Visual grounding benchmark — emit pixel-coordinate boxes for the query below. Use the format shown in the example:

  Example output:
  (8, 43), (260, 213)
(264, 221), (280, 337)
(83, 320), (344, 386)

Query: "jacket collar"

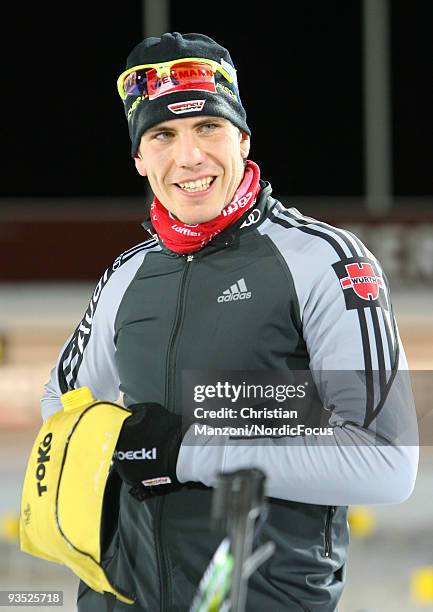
(142, 180), (277, 256)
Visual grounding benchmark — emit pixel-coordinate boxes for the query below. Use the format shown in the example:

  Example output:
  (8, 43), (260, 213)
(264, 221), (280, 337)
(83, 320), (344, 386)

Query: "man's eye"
(154, 131), (173, 141)
(200, 123), (219, 133)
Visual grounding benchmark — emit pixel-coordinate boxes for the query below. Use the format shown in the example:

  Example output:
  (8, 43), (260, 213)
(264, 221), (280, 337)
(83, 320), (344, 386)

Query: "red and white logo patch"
(340, 262), (384, 301)
(333, 257), (387, 311)
(168, 100), (206, 114)
(222, 192), (253, 217)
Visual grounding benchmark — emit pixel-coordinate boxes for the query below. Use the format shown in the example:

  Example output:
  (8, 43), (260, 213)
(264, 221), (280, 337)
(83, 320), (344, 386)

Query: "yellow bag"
(20, 386), (135, 605)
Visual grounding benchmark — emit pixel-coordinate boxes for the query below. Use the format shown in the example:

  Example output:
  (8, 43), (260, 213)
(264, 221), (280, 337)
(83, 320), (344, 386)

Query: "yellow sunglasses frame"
(117, 57), (234, 100)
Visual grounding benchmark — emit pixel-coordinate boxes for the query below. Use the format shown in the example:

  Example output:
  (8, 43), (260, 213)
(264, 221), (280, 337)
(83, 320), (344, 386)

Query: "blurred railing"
(1, 197), (433, 283)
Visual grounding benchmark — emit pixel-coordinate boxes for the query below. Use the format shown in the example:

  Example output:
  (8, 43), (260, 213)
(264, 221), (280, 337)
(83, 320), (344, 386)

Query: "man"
(42, 32), (418, 611)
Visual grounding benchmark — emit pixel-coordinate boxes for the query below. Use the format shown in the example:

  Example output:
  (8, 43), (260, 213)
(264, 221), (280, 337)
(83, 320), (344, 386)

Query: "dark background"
(1, 1), (431, 199)
(1, 1), (431, 281)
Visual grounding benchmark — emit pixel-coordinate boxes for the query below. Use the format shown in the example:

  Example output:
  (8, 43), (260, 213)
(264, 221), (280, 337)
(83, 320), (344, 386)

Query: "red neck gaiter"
(149, 160), (261, 254)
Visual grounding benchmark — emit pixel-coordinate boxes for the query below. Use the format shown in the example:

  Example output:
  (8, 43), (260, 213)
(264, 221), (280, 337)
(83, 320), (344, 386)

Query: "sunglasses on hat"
(117, 57), (235, 103)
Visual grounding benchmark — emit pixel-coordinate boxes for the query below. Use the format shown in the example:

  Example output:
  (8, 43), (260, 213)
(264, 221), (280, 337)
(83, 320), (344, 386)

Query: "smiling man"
(135, 116), (250, 225)
(40, 32), (418, 611)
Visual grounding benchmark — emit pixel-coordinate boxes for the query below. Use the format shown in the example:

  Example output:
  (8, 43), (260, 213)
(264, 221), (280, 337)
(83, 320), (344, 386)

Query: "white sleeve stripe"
(381, 277), (398, 362)
(382, 308), (396, 356)
(369, 305), (388, 397)
(362, 306), (400, 427)
(377, 307), (394, 372)
(359, 302), (400, 427)
(379, 307), (398, 373)
(365, 307), (380, 372)
(357, 309), (375, 424)
(62, 348), (74, 369)
(64, 353), (79, 385)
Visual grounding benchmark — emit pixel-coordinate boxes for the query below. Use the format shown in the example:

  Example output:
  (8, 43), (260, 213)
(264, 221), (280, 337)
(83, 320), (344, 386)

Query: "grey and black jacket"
(42, 182), (418, 611)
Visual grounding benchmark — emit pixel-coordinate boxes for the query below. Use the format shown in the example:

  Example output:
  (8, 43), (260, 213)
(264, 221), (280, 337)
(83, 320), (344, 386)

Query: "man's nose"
(174, 133), (205, 168)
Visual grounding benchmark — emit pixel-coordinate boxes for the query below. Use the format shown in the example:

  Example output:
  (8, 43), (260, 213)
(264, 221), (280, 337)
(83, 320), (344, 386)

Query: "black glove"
(113, 403), (183, 501)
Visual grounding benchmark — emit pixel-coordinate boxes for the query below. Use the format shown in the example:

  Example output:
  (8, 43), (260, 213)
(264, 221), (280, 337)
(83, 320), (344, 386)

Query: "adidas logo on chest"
(217, 278), (252, 303)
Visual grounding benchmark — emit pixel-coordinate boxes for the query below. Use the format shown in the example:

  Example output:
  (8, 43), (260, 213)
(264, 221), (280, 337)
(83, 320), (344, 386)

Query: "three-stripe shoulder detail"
(268, 202), (367, 259)
(118, 238), (160, 261)
(268, 202), (399, 428)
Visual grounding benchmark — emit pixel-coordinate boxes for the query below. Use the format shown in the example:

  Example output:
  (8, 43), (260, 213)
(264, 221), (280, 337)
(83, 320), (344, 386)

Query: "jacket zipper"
(165, 253), (194, 409)
(324, 505), (335, 558)
(156, 253), (194, 612)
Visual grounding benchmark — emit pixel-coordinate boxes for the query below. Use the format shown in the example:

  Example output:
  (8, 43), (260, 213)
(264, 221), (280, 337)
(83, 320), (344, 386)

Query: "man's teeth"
(178, 177), (214, 192)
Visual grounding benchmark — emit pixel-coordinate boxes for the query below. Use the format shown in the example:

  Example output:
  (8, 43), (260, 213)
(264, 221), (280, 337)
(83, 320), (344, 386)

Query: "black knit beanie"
(119, 32), (250, 157)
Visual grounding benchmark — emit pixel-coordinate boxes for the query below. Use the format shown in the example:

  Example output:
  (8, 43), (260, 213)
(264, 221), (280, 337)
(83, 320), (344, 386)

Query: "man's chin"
(175, 205), (222, 225)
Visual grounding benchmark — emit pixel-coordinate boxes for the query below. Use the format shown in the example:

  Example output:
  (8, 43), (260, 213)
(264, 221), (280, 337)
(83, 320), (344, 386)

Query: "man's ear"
(134, 153), (147, 177)
(239, 131), (251, 160)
